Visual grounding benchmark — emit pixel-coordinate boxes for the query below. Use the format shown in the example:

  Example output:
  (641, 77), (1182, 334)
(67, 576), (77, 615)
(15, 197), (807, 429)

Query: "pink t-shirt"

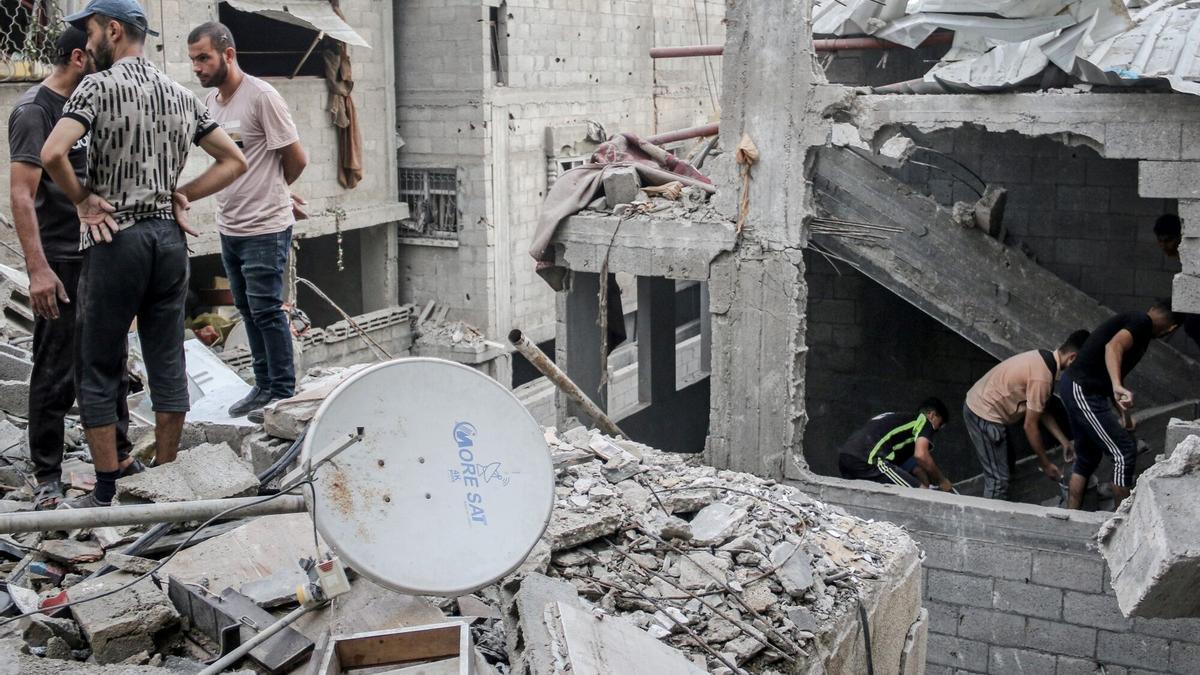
(206, 75), (299, 237)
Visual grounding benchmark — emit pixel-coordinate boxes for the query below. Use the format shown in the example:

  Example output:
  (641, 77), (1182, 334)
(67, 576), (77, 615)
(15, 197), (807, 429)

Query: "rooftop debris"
(816, 0), (1200, 96)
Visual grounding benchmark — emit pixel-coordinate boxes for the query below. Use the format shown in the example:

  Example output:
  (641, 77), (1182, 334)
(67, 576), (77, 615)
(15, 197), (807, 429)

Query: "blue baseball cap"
(64, 0), (160, 37)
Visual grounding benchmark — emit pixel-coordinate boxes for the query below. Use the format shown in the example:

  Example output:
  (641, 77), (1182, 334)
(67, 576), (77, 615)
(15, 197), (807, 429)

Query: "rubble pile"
(467, 425), (915, 674)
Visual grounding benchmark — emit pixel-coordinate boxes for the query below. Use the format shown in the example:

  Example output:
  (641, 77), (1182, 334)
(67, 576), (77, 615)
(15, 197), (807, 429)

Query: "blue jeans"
(221, 228), (294, 399)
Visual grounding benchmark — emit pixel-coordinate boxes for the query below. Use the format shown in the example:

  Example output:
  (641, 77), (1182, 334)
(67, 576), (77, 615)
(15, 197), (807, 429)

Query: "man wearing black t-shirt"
(7, 27), (139, 509)
(1058, 301), (1180, 509)
(838, 398), (954, 492)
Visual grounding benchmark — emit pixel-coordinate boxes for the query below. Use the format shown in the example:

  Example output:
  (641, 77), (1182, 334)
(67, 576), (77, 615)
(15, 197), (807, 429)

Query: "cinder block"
(993, 579), (1063, 620)
(928, 632), (990, 672)
(928, 570), (993, 608)
(1139, 160), (1200, 198)
(1031, 550), (1105, 594)
(1172, 641), (1200, 674)
(1023, 618), (1096, 659)
(925, 600), (962, 636)
(1171, 272), (1200, 313)
(957, 607), (1025, 647)
(1095, 631), (1171, 671)
(1060, 653), (1104, 672)
(1107, 123), (1182, 161)
(989, 646), (1057, 675)
(1132, 616), (1200, 643)
(1062, 591), (1133, 632)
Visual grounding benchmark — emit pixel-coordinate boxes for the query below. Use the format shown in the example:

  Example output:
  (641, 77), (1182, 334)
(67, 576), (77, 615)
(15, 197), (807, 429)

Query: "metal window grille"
(398, 168), (460, 238)
(1, 0), (65, 83)
(546, 155), (589, 187)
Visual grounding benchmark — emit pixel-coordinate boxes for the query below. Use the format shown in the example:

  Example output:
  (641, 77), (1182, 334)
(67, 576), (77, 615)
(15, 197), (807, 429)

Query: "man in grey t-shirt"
(41, 0), (246, 508)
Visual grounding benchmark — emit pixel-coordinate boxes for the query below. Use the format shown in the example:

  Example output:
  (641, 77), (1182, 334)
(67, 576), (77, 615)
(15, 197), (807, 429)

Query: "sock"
(93, 469), (120, 504)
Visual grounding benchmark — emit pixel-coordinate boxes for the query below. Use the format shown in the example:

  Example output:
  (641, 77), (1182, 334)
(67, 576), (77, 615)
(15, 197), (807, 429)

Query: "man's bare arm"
(176, 127), (247, 203)
(10, 163), (69, 319)
(913, 438), (953, 491)
(40, 118), (88, 204)
(1105, 329), (1135, 410)
(278, 141), (307, 185)
(1023, 408), (1063, 481)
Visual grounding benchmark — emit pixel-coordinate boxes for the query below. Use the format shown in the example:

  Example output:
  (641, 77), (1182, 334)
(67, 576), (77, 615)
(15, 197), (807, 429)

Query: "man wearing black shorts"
(41, 0), (246, 508)
(838, 398), (954, 492)
(1059, 301), (1180, 509)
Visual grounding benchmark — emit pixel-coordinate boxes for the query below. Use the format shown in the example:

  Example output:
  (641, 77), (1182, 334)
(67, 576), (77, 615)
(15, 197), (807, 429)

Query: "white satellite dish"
(299, 358), (555, 596)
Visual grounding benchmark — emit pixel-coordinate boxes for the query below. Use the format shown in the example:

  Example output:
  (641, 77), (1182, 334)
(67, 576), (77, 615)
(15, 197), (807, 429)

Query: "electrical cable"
(857, 599), (875, 675)
(0, 483), (313, 628)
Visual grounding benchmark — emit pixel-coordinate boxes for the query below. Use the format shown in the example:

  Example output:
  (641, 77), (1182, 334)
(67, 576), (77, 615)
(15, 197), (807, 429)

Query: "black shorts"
(838, 454), (921, 488)
(78, 218), (190, 427)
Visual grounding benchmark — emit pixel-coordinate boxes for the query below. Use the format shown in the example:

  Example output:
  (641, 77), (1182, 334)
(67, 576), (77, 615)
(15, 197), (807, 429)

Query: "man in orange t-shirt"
(963, 330), (1089, 500)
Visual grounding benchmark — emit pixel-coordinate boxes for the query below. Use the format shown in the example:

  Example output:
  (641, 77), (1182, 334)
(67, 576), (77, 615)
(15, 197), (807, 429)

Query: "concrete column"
(699, 281), (712, 374)
(636, 276), (677, 406)
(702, 0), (825, 478)
(555, 271), (606, 427)
(359, 223), (399, 311)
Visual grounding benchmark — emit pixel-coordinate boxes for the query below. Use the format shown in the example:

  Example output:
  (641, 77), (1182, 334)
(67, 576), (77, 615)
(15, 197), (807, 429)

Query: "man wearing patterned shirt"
(41, 0), (246, 508)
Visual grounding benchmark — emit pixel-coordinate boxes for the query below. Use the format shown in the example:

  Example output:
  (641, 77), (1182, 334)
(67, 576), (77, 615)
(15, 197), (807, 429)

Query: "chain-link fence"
(1, 0), (66, 83)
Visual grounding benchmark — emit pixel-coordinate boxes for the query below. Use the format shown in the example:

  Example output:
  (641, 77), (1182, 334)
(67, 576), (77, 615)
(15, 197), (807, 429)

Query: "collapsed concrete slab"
(117, 443), (257, 502)
(1098, 435), (1200, 618)
(262, 365), (369, 440)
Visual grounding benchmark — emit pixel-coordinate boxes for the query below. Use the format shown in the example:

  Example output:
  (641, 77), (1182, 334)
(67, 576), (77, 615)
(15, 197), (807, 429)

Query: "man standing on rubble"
(187, 22), (308, 422)
(963, 329), (1090, 500)
(1059, 301), (1180, 509)
(837, 398), (955, 491)
(8, 27), (144, 510)
(40, 0), (246, 508)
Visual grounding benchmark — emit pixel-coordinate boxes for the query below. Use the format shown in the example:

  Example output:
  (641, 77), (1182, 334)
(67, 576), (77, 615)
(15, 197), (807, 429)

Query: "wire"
(0, 483), (314, 628)
(858, 599), (875, 675)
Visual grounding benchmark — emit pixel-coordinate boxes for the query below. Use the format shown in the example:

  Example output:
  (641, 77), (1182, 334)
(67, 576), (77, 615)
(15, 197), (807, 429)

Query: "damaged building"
(1, 0), (1200, 673)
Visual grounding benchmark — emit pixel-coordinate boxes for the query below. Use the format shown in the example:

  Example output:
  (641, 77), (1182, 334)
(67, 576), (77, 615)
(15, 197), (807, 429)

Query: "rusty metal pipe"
(647, 122), (720, 146)
(649, 32), (954, 58)
(508, 329), (628, 439)
(0, 495), (308, 534)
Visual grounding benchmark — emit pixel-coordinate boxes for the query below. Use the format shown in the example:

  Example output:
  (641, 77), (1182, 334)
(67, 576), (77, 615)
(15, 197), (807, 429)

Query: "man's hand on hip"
(172, 191), (199, 237)
(29, 266), (69, 320)
(76, 193), (118, 244)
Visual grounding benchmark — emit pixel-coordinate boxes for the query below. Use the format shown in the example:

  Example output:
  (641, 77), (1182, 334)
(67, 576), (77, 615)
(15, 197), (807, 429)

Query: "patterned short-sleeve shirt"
(63, 56), (218, 249)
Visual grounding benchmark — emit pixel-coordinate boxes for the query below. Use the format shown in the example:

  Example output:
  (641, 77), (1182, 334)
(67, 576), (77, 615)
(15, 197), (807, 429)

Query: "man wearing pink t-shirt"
(188, 22), (308, 421)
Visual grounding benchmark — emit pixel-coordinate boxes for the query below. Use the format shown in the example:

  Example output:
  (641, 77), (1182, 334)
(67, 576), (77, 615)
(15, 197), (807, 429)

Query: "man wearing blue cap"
(8, 27), (143, 509)
(41, 0), (247, 508)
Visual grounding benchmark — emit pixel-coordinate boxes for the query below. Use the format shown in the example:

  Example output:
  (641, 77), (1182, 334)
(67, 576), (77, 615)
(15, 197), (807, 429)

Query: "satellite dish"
(299, 358), (555, 596)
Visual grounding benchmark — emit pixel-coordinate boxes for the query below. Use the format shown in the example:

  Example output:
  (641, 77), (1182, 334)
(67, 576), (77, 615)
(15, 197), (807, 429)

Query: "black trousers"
(28, 260), (132, 483)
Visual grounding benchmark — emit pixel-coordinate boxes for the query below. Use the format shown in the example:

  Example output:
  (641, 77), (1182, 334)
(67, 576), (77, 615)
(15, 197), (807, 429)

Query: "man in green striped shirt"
(837, 398), (954, 492)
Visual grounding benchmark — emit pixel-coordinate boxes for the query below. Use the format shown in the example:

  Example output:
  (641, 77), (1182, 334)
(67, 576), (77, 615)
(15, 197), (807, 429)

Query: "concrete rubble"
(1098, 434), (1200, 619)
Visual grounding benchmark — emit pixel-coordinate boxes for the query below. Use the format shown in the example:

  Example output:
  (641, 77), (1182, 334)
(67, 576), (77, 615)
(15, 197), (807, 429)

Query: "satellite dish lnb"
(299, 358), (555, 596)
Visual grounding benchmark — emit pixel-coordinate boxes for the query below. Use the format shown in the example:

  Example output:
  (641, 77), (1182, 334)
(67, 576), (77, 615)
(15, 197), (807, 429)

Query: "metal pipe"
(0, 495), (308, 535)
(649, 32), (955, 58)
(508, 329), (628, 439)
(646, 122), (720, 146)
(199, 603), (314, 674)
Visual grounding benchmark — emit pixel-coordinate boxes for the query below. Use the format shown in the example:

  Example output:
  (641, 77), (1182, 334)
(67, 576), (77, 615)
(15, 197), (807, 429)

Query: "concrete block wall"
(891, 127), (1194, 358)
(649, 0), (723, 134)
(794, 475), (1200, 675)
(803, 249), (998, 481)
(394, 0), (724, 345)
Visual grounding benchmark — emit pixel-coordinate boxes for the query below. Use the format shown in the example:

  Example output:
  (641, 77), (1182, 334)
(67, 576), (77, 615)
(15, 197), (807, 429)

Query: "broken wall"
(394, 0), (723, 343)
(804, 124), (1196, 482)
(793, 475), (1200, 675)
